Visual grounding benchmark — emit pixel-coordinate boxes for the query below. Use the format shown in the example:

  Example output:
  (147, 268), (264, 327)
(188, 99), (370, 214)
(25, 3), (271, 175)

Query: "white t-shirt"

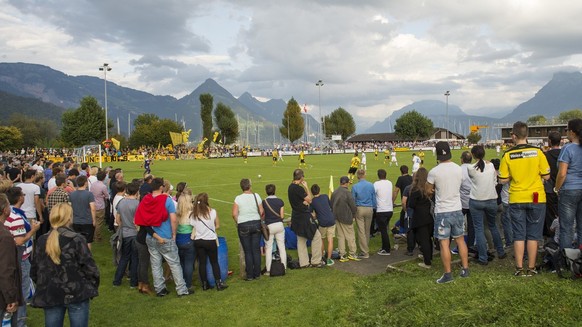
(427, 161), (462, 214)
(47, 177), (57, 191)
(191, 208), (217, 241)
(391, 152), (397, 161)
(234, 193), (262, 224)
(468, 162), (498, 201)
(17, 182), (41, 219)
(374, 180), (394, 212)
(361, 153), (367, 164)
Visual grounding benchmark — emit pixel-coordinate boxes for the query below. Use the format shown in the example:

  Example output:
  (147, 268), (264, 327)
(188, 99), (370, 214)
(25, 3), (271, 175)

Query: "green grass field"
(27, 150), (582, 326)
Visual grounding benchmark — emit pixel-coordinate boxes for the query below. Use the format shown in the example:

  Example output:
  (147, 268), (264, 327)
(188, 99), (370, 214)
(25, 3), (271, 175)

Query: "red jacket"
(134, 194), (169, 227)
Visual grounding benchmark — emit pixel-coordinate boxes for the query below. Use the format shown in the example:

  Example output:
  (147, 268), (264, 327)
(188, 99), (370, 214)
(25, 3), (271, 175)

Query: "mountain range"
(1, 62), (582, 143)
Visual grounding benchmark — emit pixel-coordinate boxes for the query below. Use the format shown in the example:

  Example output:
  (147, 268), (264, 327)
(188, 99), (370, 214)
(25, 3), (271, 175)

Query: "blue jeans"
(113, 237), (138, 287)
(177, 239), (196, 289)
(238, 220), (262, 279)
(508, 203), (545, 241)
(17, 258), (30, 327)
(44, 299), (90, 327)
(558, 189), (582, 249)
(145, 236), (188, 295)
(434, 210), (464, 240)
(470, 199), (505, 263)
(501, 203), (513, 246)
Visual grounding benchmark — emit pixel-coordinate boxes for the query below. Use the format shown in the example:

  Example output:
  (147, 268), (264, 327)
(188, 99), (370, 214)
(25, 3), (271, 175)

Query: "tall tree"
(467, 132), (482, 144)
(8, 113), (59, 147)
(200, 93), (214, 142)
(558, 109), (582, 122)
(324, 107), (356, 141)
(279, 97), (304, 143)
(129, 113), (183, 148)
(60, 96), (113, 146)
(214, 103), (239, 144)
(526, 114), (547, 125)
(0, 126), (23, 150)
(394, 110), (434, 141)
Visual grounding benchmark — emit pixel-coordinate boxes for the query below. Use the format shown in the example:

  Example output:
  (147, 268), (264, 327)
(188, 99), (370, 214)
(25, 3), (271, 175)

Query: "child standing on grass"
(311, 184), (336, 266)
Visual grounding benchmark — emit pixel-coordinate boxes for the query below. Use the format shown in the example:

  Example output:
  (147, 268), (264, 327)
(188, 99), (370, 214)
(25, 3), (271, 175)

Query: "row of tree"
(2, 94), (581, 150)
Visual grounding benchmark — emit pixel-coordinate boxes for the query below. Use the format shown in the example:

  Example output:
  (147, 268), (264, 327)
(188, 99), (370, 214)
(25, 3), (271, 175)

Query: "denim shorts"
(508, 203), (545, 241)
(434, 210), (465, 240)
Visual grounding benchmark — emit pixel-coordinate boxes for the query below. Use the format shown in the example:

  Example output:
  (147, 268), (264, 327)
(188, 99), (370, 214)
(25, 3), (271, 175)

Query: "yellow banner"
(111, 138), (121, 150)
(170, 132), (183, 146)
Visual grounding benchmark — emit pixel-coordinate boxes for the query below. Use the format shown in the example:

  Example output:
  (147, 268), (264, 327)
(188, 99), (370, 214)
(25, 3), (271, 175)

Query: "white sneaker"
(377, 249), (391, 256)
(418, 262), (432, 269)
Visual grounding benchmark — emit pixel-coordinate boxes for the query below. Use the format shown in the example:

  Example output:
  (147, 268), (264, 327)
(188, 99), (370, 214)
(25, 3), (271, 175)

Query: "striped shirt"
(5, 207), (32, 260)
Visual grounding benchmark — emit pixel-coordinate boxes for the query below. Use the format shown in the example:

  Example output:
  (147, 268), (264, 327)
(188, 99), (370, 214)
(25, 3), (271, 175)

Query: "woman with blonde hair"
(30, 203), (100, 327)
(191, 193), (228, 291)
(176, 187), (196, 291)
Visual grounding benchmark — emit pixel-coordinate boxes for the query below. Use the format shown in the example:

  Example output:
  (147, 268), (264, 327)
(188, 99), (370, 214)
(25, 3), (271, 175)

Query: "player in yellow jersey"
(242, 148), (248, 164)
(348, 152), (361, 183)
(272, 149), (278, 166)
(374, 148), (379, 160)
(418, 150), (425, 163)
(383, 149), (390, 164)
(299, 149), (306, 168)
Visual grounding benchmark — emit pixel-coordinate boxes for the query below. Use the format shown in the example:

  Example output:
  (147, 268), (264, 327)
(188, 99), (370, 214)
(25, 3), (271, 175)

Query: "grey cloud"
(8, 0), (211, 56)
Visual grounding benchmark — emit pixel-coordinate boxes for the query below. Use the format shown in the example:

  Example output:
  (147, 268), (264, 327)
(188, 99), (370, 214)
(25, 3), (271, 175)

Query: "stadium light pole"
(444, 90), (450, 140)
(99, 63), (112, 141)
(316, 80), (324, 145)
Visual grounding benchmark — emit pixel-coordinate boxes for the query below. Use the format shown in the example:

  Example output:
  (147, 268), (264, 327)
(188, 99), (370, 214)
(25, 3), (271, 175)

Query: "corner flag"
(328, 175), (334, 198)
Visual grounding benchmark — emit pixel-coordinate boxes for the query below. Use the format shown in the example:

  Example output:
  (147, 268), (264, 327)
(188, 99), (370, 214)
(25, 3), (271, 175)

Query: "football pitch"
(27, 149), (582, 326)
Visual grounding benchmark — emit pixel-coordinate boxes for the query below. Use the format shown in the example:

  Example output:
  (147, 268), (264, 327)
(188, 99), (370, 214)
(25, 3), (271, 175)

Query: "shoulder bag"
(253, 194), (270, 240)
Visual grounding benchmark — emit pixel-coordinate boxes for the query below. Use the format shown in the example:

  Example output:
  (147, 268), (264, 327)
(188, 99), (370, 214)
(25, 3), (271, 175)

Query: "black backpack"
(270, 259), (286, 277)
(562, 248), (582, 279)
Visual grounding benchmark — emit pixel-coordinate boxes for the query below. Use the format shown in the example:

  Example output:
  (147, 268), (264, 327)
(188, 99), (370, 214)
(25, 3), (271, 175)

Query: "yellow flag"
(110, 138), (121, 150)
(328, 175), (334, 198)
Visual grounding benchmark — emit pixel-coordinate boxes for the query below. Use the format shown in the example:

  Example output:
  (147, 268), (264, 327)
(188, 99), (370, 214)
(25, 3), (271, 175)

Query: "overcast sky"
(2, 0), (582, 129)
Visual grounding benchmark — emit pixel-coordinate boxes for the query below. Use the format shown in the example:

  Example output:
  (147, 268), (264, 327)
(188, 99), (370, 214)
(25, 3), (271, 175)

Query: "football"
(258, 174), (262, 179)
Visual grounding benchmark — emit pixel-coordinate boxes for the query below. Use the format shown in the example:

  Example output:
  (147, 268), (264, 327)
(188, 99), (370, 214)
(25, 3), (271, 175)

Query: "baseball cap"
(435, 141), (452, 161)
(340, 176), (350, 184)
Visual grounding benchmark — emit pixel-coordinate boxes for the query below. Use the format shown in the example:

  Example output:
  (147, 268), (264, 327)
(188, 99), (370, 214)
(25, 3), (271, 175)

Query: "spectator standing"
(0, 193), (23, 327)
(16, 170), (42, 224)
(331, 176), (359, 262)
(262, 184), (287, 273)
(69, 176), (96, 250)
(311, 184), (336, 265)
(393, 165), (412, 235)
(468, 145), (507, 265)
(192, 193), (228, 291)
(351, 169), (376, 258)
(460, 151), (475, 253)
(30, 203), (100, 327)
(427, 141), (470, 283)
(499, 121), (550, 276)
(288, 169), (324, 268)
(373, 169), (394, 256)
(113, 182), (139, 288)
(175, 188), (196, 290)
(5, 187), (40, 327)
(232, 178), (264, 280)
(544, 131), (562, 237)
(555, 118), (582, 249)
(134, 177), (191, 297)
(407, 168), (434, 268)
(90, 171), (109, 242)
